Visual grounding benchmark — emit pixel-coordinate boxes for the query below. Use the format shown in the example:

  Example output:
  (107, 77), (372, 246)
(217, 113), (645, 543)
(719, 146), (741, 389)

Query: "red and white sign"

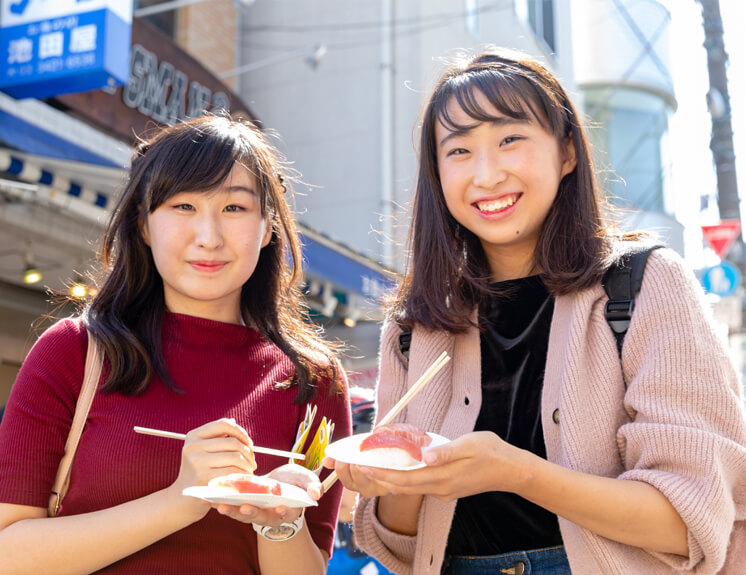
(702, 220), (741, 259)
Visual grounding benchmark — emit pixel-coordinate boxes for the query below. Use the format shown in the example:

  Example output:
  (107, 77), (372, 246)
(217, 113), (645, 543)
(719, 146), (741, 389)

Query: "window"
(134, 0), (177, 39)
(516, 0), (556, 52)
(585, 87), (669, 213)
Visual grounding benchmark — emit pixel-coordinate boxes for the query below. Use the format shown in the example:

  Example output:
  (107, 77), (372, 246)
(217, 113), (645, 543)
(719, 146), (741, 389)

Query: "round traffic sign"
(702, 261), (741, 297)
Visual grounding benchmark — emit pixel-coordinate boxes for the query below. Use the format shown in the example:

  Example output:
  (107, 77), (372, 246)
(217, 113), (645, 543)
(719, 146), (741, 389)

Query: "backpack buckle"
(605, 298), (633, 334)
(397, 331), (412, 358)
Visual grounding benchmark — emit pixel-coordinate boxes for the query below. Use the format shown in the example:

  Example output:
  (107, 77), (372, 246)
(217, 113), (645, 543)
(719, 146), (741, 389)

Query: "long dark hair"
(86, 115), (342, 402)
(392, 47), (641, 333)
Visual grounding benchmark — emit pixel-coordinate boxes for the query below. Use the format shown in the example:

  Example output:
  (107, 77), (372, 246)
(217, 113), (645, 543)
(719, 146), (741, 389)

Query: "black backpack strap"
(602, 246), (663, 357)
(398, 331), (412, 359)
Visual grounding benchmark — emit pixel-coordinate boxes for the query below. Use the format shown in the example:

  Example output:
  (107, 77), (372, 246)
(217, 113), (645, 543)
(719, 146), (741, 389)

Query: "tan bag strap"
(48, 329), (103, 516)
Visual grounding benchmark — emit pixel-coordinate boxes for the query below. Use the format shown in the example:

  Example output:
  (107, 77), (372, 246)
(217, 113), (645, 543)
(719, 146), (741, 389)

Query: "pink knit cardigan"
(353, 248), (746, 575)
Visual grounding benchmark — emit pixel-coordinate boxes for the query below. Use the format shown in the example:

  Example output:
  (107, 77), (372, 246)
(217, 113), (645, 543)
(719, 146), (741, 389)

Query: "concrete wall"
(236, 0), (573, 269)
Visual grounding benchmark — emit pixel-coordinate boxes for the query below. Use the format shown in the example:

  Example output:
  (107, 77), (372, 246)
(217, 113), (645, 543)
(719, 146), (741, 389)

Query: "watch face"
(263, 524), (297, 541)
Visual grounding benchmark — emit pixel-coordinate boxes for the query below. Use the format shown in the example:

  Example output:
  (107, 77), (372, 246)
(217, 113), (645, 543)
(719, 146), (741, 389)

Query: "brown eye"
(447, 148), (469, 157)
(224, 205), (245, 213)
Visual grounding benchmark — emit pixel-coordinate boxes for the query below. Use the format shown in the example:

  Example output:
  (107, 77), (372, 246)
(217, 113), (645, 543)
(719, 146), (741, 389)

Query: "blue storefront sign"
(0, 0), (132, 99)
(702, 261), (741, 297)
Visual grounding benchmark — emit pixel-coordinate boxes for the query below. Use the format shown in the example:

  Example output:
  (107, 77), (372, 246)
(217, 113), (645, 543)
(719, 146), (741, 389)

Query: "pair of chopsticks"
(320, 350), (451, 494)
(134, 350), (450, 492)
(133, 426), (305, 461)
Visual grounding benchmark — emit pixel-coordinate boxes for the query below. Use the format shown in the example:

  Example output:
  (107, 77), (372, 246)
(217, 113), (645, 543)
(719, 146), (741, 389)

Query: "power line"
(238, 3), (513, 63)
(239, 0), (513, 34)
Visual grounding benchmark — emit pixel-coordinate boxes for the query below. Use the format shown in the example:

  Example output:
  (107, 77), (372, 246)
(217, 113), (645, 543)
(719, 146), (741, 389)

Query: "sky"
(664, 0), (744, 268)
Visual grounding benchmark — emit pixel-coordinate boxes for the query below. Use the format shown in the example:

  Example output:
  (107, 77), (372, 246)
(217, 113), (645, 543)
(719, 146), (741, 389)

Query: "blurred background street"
(1, 0), (745, 410)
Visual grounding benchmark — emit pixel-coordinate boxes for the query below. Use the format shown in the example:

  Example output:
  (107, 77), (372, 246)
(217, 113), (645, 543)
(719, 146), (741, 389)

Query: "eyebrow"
(438, 117), (528, 148)
(224, 185), (259, 197)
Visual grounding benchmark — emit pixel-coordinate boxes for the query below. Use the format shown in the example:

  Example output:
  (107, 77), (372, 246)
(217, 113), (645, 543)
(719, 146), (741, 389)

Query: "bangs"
(143, 120), (265, 212)
(434, 68), (550, 133)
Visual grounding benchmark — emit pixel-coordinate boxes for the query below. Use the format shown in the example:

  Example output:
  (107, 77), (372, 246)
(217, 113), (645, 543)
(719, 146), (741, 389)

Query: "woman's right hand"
(167, 418), (257, 522)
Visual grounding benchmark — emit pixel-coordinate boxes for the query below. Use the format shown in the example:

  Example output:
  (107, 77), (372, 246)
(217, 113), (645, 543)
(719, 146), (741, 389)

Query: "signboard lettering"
(0, 0), (132, 99)
(123, 43), (230, 124)
(53, 18), (255, 144)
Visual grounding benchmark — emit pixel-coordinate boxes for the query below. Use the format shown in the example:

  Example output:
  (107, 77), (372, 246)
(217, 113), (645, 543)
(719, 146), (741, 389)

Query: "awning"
(0, 148), (124, 211)
(300, 227), (394, 304)
(0, 92), (132, 168)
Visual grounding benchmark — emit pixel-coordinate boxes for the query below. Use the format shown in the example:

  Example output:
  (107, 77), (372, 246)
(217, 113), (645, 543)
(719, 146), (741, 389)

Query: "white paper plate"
(324, 432), (449, 470)
(182, 482), (318, 508)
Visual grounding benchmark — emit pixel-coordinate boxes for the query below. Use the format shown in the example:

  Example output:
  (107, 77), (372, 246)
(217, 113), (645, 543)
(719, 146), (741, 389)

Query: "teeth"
(477, 196), (517, 212)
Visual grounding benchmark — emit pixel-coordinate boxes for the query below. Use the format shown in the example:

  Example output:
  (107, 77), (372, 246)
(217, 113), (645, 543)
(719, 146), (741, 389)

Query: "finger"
(424, 432), (493, 465)
(216, 504), (260, 524)
(358, 464), (447, 492)
(268, 464), (319, 487)
(348, 465), (391, 498)
(357, 465), (413, 484)
(215, 503), (238, 516)
(306, 483), (322, 501)
(348, 464), (376, 488)
(185, 452), (256, 478)
(239, 505), (300, 527)
(330, 463), (357, 489)
(184, 436), (256, 467)
(189, 418), (254, 447)
(423, 442), (456, 466)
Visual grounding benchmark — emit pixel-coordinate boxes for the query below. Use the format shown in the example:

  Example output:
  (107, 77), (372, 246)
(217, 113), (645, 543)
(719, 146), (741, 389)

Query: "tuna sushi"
(209, 473), (282, 496)
(358, 423), (432, 467)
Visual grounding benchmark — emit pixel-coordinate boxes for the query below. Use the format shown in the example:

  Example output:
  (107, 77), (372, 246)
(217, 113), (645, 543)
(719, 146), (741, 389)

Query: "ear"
(260, 215), (273, 248)
(140, 215), (151, 247)
(560, 134), (577, 178)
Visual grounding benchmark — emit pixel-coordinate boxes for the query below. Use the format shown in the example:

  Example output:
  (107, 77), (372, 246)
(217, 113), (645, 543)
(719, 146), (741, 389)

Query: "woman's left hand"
(213, 464), (321, 526)
(355, 431), (537, 502)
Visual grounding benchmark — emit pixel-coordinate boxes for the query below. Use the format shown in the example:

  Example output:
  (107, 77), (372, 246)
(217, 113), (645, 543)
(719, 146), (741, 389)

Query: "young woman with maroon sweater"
(0, 116), (351, 574)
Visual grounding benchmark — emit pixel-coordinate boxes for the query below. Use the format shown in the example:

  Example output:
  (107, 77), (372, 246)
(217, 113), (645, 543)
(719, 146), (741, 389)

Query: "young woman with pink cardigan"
(326, 48), (746, 575)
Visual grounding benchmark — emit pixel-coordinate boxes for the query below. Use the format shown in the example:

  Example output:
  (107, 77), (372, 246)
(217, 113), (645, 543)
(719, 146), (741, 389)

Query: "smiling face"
(142, 164), (272, 324)
(435, 90), (576, 281)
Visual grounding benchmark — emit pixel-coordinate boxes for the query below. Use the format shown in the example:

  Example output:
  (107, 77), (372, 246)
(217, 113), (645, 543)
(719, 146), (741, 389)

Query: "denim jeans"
(442, 545), (571, 575)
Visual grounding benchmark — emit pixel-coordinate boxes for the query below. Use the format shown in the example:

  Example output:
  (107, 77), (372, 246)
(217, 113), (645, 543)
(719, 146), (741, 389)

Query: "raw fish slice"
(359, 431), (423, 461)
(371, 423), (432, 447)
(209, 473), (282, 496)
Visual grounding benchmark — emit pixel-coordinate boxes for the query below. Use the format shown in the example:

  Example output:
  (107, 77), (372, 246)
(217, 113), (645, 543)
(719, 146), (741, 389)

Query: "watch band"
(252, 509), (305, 542)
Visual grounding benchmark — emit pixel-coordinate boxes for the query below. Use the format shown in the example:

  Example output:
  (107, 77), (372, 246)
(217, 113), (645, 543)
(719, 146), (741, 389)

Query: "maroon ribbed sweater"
(0, 314), (351, 574)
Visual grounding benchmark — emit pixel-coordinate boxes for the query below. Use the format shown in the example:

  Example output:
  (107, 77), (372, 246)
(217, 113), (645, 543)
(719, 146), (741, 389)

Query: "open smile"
(473, 193), (522, 216)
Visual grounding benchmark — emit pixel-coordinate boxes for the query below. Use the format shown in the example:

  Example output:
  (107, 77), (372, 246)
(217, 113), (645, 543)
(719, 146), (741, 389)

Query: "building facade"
(236, 0), (576, 271)
(571, 0), (683, 252)
(0, 0), (392, 409)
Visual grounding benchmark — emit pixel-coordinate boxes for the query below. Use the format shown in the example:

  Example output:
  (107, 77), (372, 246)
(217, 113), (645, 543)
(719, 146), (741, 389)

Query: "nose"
(194, 212), (223, 249)
(472, 149), (506, 189)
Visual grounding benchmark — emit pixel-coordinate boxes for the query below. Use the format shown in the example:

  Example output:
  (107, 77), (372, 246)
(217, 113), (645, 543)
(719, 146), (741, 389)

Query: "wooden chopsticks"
(321, 351), (450, 494)
(133, 426), (305, 461)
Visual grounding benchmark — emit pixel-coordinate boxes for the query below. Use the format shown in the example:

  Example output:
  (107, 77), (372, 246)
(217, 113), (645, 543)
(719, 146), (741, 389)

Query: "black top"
(446, 275), (563, 556)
